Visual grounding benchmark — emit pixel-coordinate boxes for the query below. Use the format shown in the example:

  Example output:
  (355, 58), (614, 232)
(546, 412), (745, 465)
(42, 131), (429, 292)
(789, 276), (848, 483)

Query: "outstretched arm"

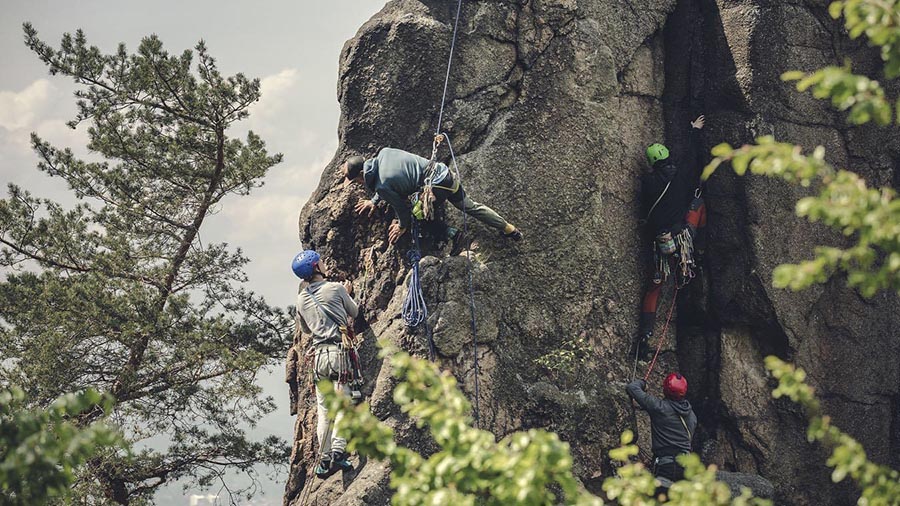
(339, 282), (359, 319)
(626, 379), (666, 414)
(685, 115), (706, 184)
(379, 187), (412, 230)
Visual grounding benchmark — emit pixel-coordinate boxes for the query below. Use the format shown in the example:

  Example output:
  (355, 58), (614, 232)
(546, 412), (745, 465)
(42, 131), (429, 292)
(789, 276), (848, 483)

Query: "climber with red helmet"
(633, 115), (709, 360)
(626, 373), (698, 483)
(343, 148), (523, 245)
(291, 250), (359, 478)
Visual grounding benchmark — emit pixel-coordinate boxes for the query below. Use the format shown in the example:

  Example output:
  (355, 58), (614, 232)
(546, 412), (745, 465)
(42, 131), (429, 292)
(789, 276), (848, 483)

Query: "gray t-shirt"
(296, 281), (359, 346)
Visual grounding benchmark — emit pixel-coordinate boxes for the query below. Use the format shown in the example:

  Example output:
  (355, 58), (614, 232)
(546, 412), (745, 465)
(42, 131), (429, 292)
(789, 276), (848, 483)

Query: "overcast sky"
(0, 0), (386, 503)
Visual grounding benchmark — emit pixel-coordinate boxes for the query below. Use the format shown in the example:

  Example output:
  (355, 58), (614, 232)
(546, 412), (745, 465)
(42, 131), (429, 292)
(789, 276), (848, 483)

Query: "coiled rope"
(402, 220), (437, 360)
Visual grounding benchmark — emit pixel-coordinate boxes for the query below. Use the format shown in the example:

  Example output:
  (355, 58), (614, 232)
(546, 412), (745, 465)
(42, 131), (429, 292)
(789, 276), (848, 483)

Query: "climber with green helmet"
(343, 147), (523, 245)
(634, 115), (708, 360)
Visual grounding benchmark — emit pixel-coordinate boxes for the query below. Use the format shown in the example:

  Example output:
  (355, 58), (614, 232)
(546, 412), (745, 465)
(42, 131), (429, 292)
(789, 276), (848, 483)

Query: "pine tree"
(0, 24), (292, 504)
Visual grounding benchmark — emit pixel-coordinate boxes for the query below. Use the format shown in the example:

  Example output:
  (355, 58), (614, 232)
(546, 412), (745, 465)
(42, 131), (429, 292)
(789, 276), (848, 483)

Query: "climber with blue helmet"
(634, 115), (709, 360)
(291, 249), (359, 478)
(343, 148), (523, 245)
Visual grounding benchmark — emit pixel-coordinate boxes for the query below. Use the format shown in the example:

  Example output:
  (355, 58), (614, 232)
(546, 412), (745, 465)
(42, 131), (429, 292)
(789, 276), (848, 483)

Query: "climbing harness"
(304, 287), (365, 396)
(643, 285), (679, 382)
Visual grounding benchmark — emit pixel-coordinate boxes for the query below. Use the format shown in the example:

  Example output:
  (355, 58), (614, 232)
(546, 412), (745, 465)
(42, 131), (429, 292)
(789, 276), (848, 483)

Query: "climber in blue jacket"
(343, 147), (523, 244)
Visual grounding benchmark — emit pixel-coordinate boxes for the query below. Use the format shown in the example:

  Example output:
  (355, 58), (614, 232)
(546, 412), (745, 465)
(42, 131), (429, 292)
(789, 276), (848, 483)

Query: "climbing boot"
(502, 227), (523, 241)
(314, 457), (333, 479)
(331, 451), (353, 471)
(631, 332), (653, 361)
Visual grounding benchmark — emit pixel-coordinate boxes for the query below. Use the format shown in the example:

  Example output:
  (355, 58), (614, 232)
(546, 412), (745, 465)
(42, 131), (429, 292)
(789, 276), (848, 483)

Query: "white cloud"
(247, 68), (302, 130)
(254, 68), (300, 119)
(0, 79), (54, 131)
(0, 79), (85, 201)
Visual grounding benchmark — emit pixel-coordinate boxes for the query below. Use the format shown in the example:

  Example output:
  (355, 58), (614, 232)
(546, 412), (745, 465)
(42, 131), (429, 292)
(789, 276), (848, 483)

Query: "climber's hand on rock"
(388, 222), (407, 244)
(355, 199), (376, 217)
(691, 115), (705, 129)
(343, 280), (354, 296)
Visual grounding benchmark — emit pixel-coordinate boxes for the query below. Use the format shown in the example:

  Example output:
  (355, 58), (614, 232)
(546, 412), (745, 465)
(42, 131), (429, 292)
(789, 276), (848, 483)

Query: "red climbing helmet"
(663, 373), (688, 400)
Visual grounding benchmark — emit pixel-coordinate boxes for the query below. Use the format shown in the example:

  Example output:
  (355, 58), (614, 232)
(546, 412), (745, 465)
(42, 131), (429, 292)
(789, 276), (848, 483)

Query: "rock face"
(285, 1), (900, 505)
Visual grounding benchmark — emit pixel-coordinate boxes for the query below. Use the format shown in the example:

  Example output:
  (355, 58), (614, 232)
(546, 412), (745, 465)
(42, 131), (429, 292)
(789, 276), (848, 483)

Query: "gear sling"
(640, 188), (707, 337)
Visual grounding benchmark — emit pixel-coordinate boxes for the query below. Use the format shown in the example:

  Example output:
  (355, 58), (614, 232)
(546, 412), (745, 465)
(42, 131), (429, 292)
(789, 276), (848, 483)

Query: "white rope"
(435, 0), (464, 135)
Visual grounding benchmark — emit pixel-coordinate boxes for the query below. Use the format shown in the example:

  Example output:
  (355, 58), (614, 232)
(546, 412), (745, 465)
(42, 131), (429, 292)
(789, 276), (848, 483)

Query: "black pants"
(653, 460), (685, 482)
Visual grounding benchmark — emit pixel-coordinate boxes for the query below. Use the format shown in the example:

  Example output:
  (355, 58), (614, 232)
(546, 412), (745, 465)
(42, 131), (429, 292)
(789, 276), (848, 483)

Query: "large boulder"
(285, 1), (900, 505)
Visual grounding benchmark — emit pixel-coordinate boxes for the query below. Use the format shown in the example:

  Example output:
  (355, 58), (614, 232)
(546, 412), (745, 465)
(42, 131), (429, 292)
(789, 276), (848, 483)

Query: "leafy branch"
(766, 357), (900, 504)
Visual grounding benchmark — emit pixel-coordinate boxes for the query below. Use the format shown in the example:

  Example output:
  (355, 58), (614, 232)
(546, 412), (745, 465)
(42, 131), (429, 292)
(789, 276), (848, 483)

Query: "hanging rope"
(435, 0), (464, 135)
(644, 285), (679, 382)
(412, 0), (481, 420)
(402, 222), (428, 328)
(402, 220), (437, 360)
(442, 132), (481, 426)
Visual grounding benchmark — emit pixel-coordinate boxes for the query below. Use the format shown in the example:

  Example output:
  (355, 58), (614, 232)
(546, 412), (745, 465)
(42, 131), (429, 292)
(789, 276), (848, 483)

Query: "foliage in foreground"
(0, 387), (122, 505)
(0, 25), (292, 503)
(323, 342), (900, 505)
(324, 340), (774, 505)
(766, 357), (900, 505)
(321, 339), (601, 506)
(702, 0), (900, 296)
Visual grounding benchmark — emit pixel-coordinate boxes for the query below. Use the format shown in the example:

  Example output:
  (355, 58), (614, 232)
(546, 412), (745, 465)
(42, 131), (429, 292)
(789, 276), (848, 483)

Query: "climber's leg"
(684, 196), (707, 254)
(448, 184), (522, 240)
(315, 384), (334, 457)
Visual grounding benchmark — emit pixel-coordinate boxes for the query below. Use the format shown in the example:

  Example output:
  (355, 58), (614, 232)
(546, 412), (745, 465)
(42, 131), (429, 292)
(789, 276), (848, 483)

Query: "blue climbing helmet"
(291, 250), (320, 280)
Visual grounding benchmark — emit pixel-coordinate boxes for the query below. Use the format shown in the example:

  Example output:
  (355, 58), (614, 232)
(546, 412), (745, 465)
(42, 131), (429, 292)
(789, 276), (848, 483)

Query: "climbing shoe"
(314, 458), (333, 478)
(631, 332), (653, 361)
(331, 451), (353, 471)
(503, 228), (523, 241)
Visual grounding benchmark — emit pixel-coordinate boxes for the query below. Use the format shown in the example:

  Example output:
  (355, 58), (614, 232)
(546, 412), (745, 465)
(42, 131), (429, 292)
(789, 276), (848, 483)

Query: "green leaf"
(782, 70), (807, 81)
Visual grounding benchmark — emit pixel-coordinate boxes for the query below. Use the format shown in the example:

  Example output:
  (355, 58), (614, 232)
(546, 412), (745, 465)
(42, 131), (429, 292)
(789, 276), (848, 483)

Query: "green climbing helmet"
(646, 143), (670, 166)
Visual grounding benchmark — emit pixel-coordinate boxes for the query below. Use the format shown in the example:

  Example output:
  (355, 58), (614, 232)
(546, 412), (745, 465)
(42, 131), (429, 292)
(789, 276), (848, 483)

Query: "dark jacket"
(626, 380), (697, 458)
(640, 129), (702, 234)
(363, 147), (449, 229)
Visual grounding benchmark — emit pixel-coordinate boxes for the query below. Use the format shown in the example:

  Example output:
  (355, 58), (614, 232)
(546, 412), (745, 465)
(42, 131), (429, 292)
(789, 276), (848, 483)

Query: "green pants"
(433, 173), (510, 232)
(451, 193), (509, 231)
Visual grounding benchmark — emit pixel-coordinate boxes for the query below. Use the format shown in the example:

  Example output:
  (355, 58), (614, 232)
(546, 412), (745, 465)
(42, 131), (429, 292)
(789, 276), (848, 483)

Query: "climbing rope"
(643, 284), (679, 382)
(435, 0), (464, 135)
(402, 220), (437, 360)
(442, 132), (481, 426)
(405, 0), (481, 420)
(402, 223), (428, 328)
